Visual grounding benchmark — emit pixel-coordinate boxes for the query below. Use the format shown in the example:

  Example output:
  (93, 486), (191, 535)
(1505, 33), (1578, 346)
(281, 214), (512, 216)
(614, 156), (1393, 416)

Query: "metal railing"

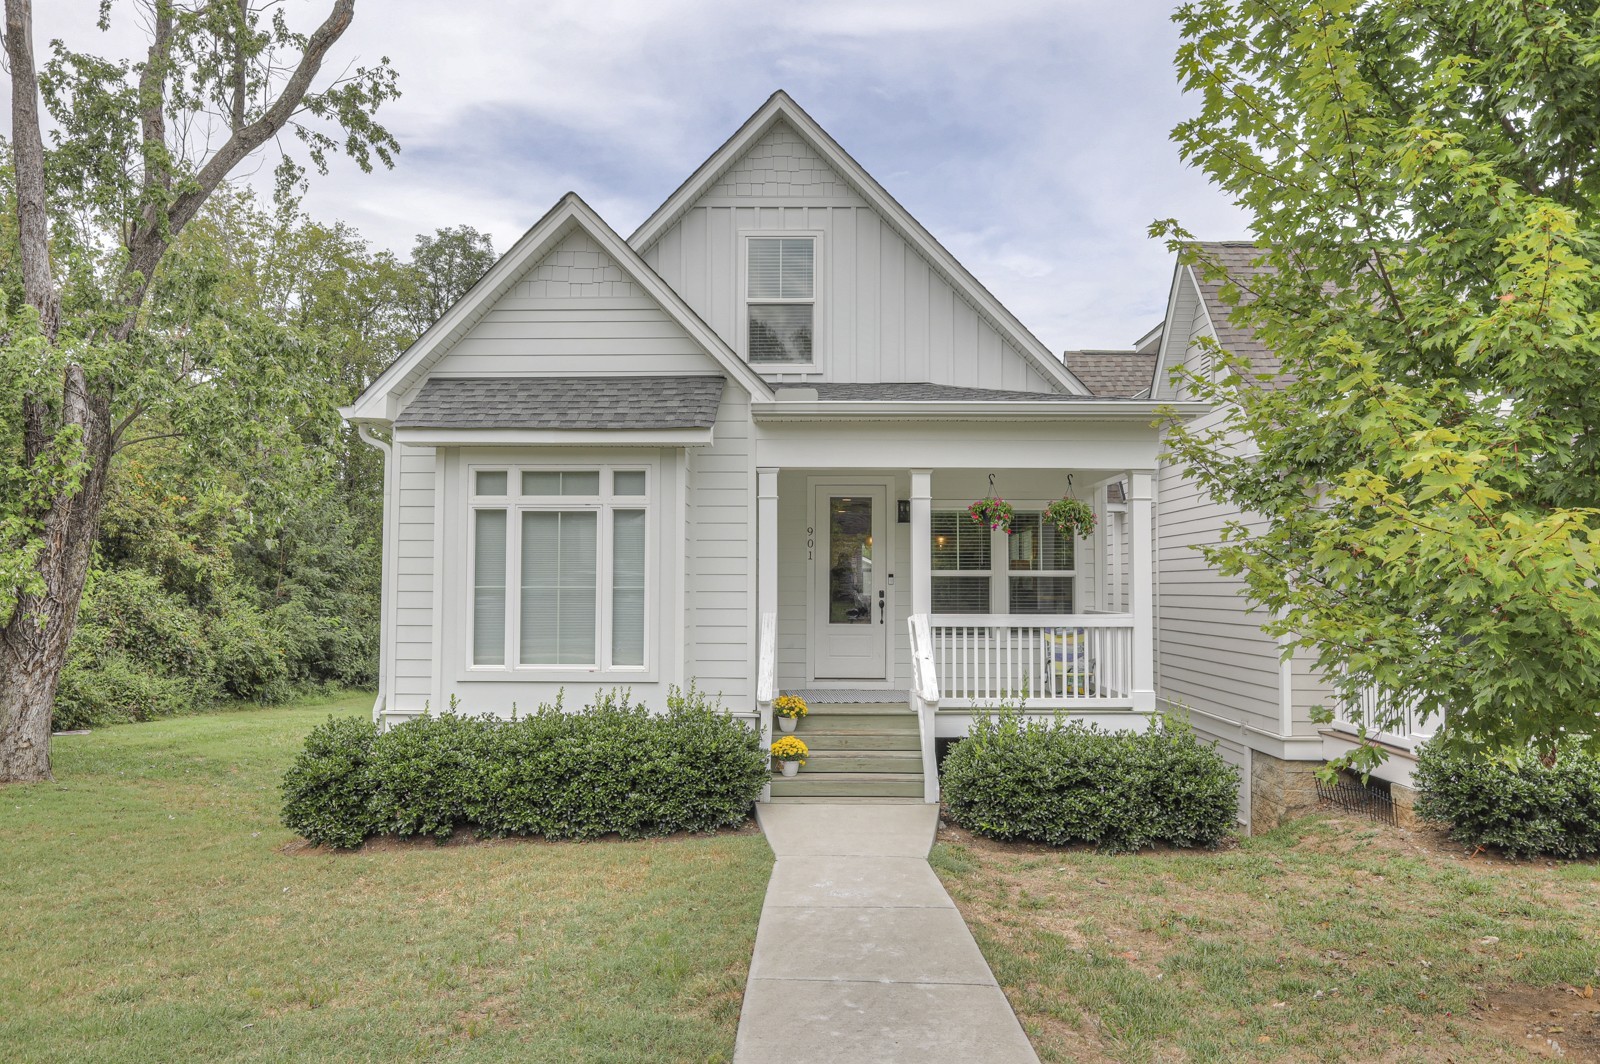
(926, 613), (1135, 707)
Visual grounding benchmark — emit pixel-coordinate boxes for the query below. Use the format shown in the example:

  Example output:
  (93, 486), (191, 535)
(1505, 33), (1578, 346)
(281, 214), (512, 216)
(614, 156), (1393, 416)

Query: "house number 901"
(806, 526), (814, 560)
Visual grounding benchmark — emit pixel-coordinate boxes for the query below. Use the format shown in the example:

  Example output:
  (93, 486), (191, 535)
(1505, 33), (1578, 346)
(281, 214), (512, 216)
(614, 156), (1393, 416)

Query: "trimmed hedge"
(1413, 742), (1600, 859)
(280, 686), (768, 848)
(941, 710), (1239, 852)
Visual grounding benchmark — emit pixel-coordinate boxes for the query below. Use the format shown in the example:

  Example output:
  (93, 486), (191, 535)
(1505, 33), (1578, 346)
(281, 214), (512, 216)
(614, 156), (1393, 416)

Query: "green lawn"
(933, 816), (1600, 1063)
(0, 693), (773, 1063)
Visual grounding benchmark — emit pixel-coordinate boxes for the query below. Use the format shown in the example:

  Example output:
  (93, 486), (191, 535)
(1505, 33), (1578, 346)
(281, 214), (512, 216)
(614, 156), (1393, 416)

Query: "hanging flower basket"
(968, 496), (1015, 535)
(1043, 496), (1097, 539)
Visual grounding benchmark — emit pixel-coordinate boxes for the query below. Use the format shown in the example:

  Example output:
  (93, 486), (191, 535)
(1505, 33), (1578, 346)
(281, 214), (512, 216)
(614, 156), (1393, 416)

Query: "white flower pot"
(778, 716), (797, 733)
(781, 760), (799, 777)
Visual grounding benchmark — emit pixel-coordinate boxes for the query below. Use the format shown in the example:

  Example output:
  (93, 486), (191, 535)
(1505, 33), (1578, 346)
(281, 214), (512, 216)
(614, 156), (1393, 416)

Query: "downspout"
(357, 424), (395, 724)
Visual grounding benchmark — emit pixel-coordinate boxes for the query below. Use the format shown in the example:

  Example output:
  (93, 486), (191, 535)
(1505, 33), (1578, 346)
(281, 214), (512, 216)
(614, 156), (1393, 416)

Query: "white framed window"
(744, 234), (817, 365)
(469, 465), (651, 671)
(930, 508), (1077, 614)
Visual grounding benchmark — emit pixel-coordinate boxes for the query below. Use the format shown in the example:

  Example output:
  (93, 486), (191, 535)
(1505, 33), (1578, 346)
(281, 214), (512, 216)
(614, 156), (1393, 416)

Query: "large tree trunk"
(0, 415), (112, 782)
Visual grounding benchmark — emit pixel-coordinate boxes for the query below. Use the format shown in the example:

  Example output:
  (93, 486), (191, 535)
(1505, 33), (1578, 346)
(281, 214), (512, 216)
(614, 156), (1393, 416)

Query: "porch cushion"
(395, 375), (726, 430)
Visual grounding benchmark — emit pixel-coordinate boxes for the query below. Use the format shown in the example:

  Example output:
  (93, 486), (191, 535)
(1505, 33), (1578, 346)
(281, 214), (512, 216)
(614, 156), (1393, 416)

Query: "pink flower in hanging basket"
(967, 497), (1015, 535)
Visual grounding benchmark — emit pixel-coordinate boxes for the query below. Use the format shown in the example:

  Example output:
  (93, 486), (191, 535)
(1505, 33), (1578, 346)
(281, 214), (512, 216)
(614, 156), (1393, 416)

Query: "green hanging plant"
(968, 474), (1015, 534)
(1044, 496), (1097, 539)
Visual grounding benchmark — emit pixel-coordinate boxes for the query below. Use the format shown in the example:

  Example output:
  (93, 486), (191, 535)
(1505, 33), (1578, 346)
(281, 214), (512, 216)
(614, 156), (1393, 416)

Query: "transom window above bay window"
(470, 466), (649, 671)
(746, 236), (815, 364)
(931, 509), (1077, 615)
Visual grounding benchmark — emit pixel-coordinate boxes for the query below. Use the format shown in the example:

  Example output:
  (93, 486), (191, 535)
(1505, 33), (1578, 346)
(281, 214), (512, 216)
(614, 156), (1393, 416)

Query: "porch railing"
(926, 613), (1135, 707)
(1329, 684), (1441, 753)
(908, 615), (942, 803)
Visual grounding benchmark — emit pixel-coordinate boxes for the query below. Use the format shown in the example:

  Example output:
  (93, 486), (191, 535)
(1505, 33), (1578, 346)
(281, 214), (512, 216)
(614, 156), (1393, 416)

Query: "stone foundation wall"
(1249, 752), (1323, 832)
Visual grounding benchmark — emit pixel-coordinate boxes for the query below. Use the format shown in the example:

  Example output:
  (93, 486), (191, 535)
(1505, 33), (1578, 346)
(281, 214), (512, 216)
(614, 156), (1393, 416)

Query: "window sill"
(457, 667), (658, 684)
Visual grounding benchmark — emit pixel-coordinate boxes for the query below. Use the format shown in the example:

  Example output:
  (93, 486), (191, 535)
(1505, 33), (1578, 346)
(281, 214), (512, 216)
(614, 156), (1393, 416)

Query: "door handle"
(878, 590), (885, 624)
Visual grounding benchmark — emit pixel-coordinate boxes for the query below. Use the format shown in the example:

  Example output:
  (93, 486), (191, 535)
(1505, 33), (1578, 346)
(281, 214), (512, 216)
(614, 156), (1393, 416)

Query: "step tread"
(774, 771), (924, 782)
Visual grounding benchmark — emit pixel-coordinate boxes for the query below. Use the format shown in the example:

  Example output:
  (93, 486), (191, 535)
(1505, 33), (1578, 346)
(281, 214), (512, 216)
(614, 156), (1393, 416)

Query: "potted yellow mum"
(769, 736), (808, 777)
(773, 693), (808, 733)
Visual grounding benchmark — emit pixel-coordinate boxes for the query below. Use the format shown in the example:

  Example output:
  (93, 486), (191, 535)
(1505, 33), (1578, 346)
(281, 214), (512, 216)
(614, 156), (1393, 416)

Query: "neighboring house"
(1145, 243), (1440, 830)
(343, 92), (1199, 804)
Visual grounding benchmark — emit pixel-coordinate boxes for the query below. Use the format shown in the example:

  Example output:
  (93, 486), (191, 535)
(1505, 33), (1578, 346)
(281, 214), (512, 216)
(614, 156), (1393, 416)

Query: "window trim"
(466, 461), (655, 677)
(931, 500), (1083, 615)
(740, 230), (822, 370)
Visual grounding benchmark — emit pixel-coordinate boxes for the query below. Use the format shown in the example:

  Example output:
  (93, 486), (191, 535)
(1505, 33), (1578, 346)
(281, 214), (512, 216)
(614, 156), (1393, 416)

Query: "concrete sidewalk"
(733, 803), (1038, 1064)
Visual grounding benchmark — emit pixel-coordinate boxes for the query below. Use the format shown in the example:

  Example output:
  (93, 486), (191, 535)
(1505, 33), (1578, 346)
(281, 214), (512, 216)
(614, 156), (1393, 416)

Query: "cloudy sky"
(29, 0), (1249, 350)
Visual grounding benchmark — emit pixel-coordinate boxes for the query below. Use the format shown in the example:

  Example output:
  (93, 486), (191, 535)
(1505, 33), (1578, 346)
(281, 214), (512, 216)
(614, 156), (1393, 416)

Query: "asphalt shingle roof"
(395, 376), (726, 430)
(809, 382), (1098, 402)
(1187, 241), (1283, 382)
(1060, 350), (1158, 398)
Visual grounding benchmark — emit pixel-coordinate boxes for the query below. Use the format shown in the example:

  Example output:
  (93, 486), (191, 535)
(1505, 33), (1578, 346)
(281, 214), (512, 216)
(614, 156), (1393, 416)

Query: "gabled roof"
(629, 91), (1090, 397)
(1151, 241), (1282, 397)
(343, 194), (774, 423)
(1060, 350), (1158, 398)
(395, 376), (725, 430)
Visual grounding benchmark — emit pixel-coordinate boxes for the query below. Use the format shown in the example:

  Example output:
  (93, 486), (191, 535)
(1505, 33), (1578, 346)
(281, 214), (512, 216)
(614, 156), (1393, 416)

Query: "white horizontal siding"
(684, 389), (755, 706)
(392, 444), (435, 703)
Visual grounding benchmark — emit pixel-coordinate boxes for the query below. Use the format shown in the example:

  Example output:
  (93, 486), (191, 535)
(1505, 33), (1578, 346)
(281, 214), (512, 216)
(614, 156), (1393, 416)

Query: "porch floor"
(789, 688), (909, 705)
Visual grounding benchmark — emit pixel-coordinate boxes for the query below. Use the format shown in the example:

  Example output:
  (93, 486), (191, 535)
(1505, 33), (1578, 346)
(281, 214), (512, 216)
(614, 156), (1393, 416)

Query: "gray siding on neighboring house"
(638, 121), (1060, 393)
(1155, 308), (1285, 741)
(683, 388), (757, 706)
(392, 442), (436, 705)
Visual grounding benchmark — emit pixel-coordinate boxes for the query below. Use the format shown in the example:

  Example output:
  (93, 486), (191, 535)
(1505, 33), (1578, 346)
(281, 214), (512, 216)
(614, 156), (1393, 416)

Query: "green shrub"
(280, 715), (381, 848)
(366, 711), (498, 841)
(280, 686), (768, 848)
(941, 710), (1239, 852)
(1414, 742), (1600, 859)
(473, 686), (770, 841)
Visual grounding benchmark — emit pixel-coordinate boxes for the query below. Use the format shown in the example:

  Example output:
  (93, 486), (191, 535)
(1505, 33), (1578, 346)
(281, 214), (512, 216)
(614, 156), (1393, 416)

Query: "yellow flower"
(769, 736), (809, 764)
(773, 694), (809, 719)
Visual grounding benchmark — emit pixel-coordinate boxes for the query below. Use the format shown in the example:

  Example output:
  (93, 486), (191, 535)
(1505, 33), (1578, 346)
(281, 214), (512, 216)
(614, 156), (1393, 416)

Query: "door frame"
(805, 475), (897, 688)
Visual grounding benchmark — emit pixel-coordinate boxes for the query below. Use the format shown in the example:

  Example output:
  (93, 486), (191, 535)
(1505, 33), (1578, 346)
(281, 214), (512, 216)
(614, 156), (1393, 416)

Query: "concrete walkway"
(733, 803), (1038, 1064)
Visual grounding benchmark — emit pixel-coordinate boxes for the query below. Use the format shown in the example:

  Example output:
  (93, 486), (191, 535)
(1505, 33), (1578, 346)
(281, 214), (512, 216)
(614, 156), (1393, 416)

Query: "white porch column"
(910, 469), (932, 618)
(757, 467), (779, 625)
(1129, 470), (1156, 712)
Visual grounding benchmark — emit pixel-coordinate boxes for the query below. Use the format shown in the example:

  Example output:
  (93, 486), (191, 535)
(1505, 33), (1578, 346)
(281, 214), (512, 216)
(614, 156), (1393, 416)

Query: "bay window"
(470, 465), (650, 670)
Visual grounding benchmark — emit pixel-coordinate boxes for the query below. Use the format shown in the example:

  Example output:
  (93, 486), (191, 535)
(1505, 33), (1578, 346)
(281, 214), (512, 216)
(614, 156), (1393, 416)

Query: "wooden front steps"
(769, 700), (925, 802)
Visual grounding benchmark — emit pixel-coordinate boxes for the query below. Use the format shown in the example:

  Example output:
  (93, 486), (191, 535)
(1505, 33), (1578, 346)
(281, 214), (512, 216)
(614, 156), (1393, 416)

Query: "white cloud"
(8, 0), (1249, 347)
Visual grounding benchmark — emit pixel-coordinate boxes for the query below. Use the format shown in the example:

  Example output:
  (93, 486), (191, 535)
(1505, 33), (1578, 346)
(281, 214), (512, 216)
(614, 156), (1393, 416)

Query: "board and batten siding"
(391, 442), (436, 708)
(683, 388), (757, 708)
(637, 121), (1060, 392)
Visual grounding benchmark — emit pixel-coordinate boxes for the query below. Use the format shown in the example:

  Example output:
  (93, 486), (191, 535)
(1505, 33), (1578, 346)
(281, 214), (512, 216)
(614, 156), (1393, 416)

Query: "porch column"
(757, 467), (779, 625)
(910, 469), (932, 618)
(1129, 470), (1156, 712)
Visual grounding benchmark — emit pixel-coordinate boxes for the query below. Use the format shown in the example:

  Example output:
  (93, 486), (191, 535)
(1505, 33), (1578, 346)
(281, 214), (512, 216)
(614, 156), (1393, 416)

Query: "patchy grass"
(931, 815), (1600, 1063)
(1, 693), (773, 1063)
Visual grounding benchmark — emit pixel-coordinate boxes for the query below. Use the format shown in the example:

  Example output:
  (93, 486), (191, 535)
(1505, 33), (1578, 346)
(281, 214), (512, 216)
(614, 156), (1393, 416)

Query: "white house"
(343, 92), (1201, 804)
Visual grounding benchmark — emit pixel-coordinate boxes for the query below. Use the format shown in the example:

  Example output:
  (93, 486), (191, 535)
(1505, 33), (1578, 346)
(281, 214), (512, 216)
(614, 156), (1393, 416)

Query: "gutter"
(356, 424), (395, 723)
(748, 400), (1211, 422)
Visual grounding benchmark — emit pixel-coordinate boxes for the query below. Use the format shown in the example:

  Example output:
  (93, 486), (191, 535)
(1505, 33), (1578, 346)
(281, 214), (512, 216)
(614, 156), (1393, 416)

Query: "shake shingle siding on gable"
(1188, 241), (1282, 381)
(395, 376), (725, 430)
(711, 122), (849, 200)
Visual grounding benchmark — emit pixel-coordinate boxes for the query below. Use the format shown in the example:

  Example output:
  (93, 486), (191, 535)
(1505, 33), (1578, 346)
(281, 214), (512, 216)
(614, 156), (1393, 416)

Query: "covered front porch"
(750, 460), (1155, 801)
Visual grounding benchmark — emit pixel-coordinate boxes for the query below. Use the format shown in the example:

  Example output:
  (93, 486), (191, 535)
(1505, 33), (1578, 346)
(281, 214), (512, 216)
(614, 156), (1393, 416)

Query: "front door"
(811, 484), (890, 681)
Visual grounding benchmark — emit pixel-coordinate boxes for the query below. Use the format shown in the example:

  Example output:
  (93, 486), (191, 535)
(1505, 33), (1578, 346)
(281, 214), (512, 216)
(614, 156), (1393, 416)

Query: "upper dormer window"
(747, 236), (815, 364)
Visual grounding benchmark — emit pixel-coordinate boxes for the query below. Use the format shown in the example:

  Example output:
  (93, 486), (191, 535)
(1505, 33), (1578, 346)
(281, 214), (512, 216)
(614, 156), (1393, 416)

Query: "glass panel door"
(827, 496), (873, 625)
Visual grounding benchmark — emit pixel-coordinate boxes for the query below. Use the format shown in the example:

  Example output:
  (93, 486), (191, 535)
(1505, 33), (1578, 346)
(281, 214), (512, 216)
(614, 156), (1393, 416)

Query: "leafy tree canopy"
(1159, 0), (1600, 769)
